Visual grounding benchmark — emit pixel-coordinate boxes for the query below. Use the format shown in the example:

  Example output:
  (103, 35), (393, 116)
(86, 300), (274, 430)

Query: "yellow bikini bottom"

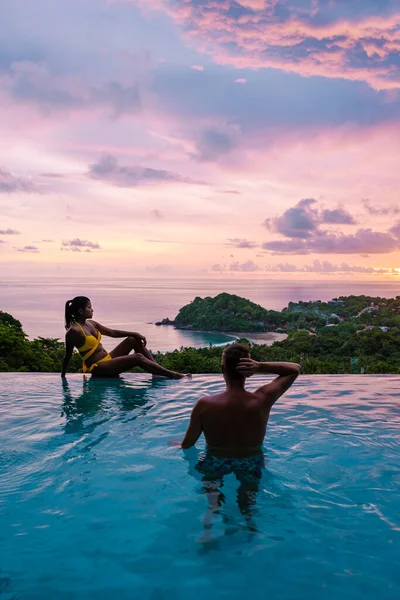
(83, 353), (112, 373)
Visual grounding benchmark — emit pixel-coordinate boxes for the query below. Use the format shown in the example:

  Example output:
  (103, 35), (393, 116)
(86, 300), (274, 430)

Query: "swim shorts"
(196, 453), (265, 481)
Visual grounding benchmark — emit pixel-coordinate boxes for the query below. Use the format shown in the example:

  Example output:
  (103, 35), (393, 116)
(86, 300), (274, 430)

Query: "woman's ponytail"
(64, 296), (90, 330)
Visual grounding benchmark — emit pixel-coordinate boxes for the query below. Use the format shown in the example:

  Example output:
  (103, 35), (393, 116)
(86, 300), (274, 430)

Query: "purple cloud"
(321, 208), (356, 225)
(5, 60), (141, 117)
(266, 199), (358, 240)
(363, 199), (400, 216)
(0, 168), (36, 194)
(227, 238), (257, 249)
(0, 228), (20, 235)
(389, 221), (400, 239)
(262, 239), (309, 255)
(40, 173), (65, 179)
(270, 260), (394, 274)
(265, 199), (320, 239)
(194, 126), (237, 162)
(264, 200), (400, 255)
(263, 228), (400, 255)
(91, 82), (141, 116)
(62, 239), (101, 251)
(17, 245), (39, 253)
(230, 260), (260, 272)
(88, 154), (197, 187)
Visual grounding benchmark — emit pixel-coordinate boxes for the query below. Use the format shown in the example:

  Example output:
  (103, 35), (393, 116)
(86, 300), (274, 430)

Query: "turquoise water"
(1, 374), (399, 599)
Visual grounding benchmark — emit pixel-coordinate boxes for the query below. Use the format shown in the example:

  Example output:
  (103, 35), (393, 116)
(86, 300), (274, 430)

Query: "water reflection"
(61, 377), (163, 434)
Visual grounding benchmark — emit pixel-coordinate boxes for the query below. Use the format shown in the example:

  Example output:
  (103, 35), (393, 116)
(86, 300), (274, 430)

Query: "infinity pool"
(1, 374), (399, 599)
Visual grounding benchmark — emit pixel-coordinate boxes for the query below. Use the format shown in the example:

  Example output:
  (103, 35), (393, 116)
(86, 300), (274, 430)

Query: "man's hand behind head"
(236, 358), (260, 377)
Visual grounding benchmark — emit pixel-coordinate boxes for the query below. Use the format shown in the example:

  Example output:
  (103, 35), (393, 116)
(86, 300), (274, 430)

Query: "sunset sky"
(1, 0), (400, 279)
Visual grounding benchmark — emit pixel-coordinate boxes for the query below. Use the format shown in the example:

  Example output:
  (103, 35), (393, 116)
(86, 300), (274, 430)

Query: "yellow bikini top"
(74, 322), (101, 363)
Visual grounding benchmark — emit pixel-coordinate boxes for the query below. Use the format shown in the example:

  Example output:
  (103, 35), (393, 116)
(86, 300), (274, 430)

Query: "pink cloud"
(138, 1), (400, 90)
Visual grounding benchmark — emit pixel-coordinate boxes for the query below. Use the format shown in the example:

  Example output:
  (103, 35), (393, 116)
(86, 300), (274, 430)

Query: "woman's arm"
(61, 336), (75, 378)
(90, 320), (146, 344)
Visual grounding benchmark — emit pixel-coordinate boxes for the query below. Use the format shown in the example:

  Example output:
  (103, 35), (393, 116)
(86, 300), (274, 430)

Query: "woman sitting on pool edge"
(61, 296), (188, 379)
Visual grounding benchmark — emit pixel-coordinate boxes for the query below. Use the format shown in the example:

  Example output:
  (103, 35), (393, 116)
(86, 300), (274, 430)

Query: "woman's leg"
(110, 336), (157, 363)
(91, 353), (186, 379)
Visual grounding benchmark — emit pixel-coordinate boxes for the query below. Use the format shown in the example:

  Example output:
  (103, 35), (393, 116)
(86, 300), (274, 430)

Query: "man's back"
(199, 389), (270, 455)
(180, 348), (301, 456)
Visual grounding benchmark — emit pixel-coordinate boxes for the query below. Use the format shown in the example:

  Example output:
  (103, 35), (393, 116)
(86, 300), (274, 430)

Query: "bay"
(1, 277), (399, 352)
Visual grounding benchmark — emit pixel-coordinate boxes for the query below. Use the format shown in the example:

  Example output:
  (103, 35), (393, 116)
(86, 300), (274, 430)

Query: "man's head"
(222, 343), (250, 382)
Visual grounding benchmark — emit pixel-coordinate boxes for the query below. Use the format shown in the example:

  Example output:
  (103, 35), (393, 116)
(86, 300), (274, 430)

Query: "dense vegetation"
(156, 325), (400, 374)
(0, 311), (81, 373)
(171, 293), (272, 332)
(1, 292), (400, 374)
(161, 292), (400, 334)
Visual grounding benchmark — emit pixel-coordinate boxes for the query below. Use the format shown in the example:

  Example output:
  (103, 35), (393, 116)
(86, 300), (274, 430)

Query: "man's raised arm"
(237, 359), (300, 407)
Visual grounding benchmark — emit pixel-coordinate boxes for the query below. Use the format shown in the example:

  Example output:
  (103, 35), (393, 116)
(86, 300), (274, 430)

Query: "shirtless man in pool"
(180, 343), (300, 456)
(178, 343), (300, 535)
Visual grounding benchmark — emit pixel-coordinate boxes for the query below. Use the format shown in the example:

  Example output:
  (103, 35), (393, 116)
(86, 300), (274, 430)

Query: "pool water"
(1, 374), (399, 600)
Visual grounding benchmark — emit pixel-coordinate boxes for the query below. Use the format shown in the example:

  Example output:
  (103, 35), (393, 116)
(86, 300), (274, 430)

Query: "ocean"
(1, 277), (399, 352)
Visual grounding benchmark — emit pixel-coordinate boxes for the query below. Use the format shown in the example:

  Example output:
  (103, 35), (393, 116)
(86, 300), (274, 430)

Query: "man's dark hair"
(222, 343), (250, 378)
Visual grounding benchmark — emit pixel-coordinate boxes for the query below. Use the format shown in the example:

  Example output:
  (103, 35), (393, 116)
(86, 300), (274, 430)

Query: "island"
(156, 293), (276, 332)
(1, 293), (400, 374)
(156, 292), (400, 334)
